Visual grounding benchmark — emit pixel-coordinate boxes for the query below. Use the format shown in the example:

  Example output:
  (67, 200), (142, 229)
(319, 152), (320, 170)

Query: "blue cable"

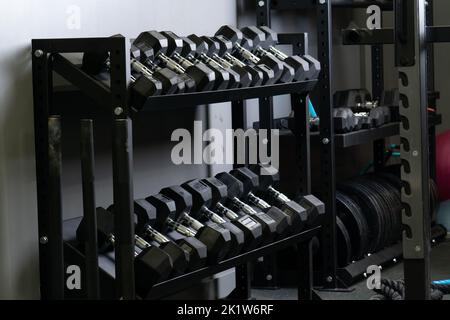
(308, 97), (318, 118)
(433, 279), (450, 285)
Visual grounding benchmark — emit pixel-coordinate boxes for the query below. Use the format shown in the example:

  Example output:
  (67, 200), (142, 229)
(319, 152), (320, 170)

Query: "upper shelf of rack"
(270, 0), (393, 10)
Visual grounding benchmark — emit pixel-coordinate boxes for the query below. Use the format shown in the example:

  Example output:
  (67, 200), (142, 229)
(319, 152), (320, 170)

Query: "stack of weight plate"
(335, 173), (440, 268)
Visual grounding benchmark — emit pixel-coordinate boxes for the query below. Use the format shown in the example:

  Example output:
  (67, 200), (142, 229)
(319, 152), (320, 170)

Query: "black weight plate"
(354, 178), (391, 249)
(367, 174), (402, 244)
(361, 177), (397, 246)
(338, 181), (385, 253)
(336, 216), (352, 268)
(336, 191), (370, 260)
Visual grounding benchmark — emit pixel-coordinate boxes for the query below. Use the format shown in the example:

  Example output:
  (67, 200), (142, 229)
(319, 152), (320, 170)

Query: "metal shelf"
(270, 0), (393, 10)
(63, 217), (320, 300)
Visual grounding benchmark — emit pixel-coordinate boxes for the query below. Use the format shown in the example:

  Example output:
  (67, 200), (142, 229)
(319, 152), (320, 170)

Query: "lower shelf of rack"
(63, 216), (320, 299)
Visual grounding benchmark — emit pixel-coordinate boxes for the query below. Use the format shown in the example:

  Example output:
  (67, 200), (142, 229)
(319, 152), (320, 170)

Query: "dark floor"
(252, 239), (450, 300)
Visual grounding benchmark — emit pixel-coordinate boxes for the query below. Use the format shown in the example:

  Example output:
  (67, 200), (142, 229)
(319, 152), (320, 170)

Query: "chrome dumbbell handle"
(215, 202), (240, 220)
(166, 218), (197, 237)
(200, 206), (227, 224)
(247, 192), (271, 210)
(144, 225), (171, 244)
(231, 197), (258, 215)
(267, 186), (291, 203)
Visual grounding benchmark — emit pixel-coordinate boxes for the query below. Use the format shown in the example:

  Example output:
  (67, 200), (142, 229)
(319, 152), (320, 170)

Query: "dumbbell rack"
(31, 33), (320, 299)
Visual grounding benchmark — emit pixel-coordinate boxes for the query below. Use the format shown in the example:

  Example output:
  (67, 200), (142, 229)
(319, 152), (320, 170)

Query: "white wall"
(0, 0), (236, 299)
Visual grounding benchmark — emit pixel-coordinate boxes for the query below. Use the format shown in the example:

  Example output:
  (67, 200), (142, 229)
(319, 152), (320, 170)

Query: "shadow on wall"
(0, 44), (40, 299)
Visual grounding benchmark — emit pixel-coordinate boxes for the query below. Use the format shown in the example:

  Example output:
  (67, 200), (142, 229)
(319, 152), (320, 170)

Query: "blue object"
(433, 279), (450, 285)
(437, 199), (450, 231)
(308, 97), (318, 118)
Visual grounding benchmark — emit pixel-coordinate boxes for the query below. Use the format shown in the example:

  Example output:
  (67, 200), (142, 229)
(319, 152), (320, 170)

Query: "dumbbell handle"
(231, 197), (258, 215)
(234, 43), (260, 64)
(223, 52), (247, 68)
(247, 192), (271, 210)
(267, 46), (289, 60)
(179, 212), (205, 231)
(166, 217), (197, 237)
(172, 52), (196, 69)
(267, 186), (291, 203)
(214, 202), (240, 220)
(131, 58), (154, 78)
(143, 225), (171, 244)
(200, 206), (227, 224)
(108, 234), (140, 257)
(198, 53), (227, 71)
(156, 53), (187, 74)
(211, 54), (233, 69)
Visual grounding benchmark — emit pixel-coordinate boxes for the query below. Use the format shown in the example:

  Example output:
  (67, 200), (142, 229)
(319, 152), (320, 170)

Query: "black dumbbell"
(134, 30), (215, 92)
(200, 36), (253, 88)
(241, 26), (295, 83)
(187, 34), (241, 89)
(215, 25), (281, 84)
(159, 186), (232, 263)
(215, 172), (279, 244)
(76, 208), (173, 296)
(210, 35), (264, 87)
(201, 177), (263, 251)
(229, 168), (291, 239)
(108, 201), (189, 275)
(144, 194), (208, 270)
(249, 164), (325, 228)
(180, 179), (245, 257)
(81, 50), (163, 109)
(130, 44), (186, 94)
(242, 26), (310, 82)
(258, 26), (321, 80)
(162, 32), (229, 90)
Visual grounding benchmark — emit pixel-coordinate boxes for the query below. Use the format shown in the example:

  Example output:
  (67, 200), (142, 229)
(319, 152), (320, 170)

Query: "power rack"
(31, 33), (320, 299)
(261, 0), (446, 299)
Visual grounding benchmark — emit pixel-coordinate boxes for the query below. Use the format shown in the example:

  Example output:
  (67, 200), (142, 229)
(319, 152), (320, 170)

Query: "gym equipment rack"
(31, 33), (320, 299)
(262, 0), (447, 299)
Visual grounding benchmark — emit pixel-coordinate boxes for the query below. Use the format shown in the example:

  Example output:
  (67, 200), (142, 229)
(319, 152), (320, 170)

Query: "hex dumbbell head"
(152, 67), (182, 95)
(76, 207), (114, 252)
(176, 237), (207, 270)
(302, 55), (321, 80)
(296, 194), (325, 227)
(130, 44), (141, 61)
(160, 186), (193, 219)
(129, 75), (162, 109)
(187, 34), (211, 56)
(241, 26), (266, 49)
(284, 56), (310, 81)
(134, 245), (173, 296)
(160, 31), (183, 56)
(248, 164), (280, 190)
(201, 177), (228, 205)
(145, 193), (177, 231)
(134, 31), (169, 60)
(259, 26), (278, 47)
(230, 167), (259, 195)
(215, 172), (245, 199)
(180, 180), (213, 214)
(215, 25), (244, 45)
(161, 186), (231, 263)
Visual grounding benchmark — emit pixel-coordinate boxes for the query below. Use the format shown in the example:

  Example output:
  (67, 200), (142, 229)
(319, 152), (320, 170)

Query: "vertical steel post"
(316, 0), (338, 288)
(109, 36), (135, 299)
(80, 119), (100, 299)
(395, 0), (431, 300)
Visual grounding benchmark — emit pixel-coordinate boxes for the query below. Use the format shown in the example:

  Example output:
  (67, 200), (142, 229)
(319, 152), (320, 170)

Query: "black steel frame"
(31, 34), (319, 299)
(339, 0), (449, 299)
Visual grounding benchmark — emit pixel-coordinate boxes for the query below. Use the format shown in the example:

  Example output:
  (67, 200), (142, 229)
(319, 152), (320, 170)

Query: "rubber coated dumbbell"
(215, 172), (280, 244)
(159, 186), (232, 263)
(215, 25), (278, 85)
(141, 195), (208, 270)
(249, 164), (325, 228)
(180, 179), (246, 257)
(229, 168), (291, 239)
(76, 208), (173, 296)
(246, 26), (321, 81)
(161, 31), (229, 90)
(201, 177), (263, 251)
(134, 30), (215, 92)
(108, 202), (189, 275)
